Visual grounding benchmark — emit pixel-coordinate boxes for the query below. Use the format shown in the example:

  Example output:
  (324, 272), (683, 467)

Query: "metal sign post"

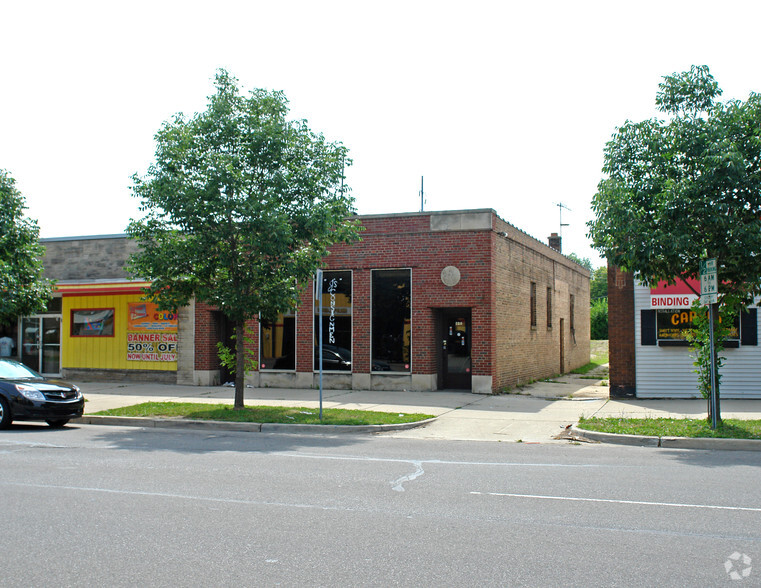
(316, 269), (324, 420)
(700, 259), (719, 429)
(707, 303), (717, 429)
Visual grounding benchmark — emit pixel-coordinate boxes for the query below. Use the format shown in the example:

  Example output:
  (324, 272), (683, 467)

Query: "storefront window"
(71, 308), (115, 337)
(260, 312), (296, 370)
(372, 269), (411, 372)
(657, 308), (739, 341)
(314, 271), (352, 371)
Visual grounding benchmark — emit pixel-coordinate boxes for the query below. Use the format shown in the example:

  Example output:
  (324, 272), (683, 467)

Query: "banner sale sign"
(127, 303), (178, 362)
(127, 332), (178, 362)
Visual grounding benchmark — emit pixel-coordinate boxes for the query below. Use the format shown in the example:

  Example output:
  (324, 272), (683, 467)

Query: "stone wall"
(42, 235), (138, 281)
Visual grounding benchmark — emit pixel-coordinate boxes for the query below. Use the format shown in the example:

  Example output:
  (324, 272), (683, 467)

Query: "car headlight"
(15, 384), (46, 401)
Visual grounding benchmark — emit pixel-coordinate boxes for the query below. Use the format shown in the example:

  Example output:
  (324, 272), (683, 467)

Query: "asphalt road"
(2, 424), (760, 587)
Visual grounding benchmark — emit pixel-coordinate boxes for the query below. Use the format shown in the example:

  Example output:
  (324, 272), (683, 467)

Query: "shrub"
(590, 298), (608, 340)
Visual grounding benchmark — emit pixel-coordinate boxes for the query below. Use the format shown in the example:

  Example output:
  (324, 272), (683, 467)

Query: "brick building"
(14, 209), (590, 393)
(608, 266), (760, 398)
(184, 209), (590, 393)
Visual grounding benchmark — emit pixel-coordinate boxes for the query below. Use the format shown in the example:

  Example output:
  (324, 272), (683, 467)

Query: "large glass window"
(71, 308), (114, 337)
(657, 308), (739, 341)
(260, 312), (296, 370)
(372, 269), (411, 372)
(314, 271), (352, 371)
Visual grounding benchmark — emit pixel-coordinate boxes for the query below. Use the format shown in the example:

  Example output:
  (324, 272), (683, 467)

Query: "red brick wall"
(607, 265), (636, 397)
(194, 302), (259, 374)
(194, 302), (220, 371)
(191, 210), (590, 392)
(316, 214), (494, 378)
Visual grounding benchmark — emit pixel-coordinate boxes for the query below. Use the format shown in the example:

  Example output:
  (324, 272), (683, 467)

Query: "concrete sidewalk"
(76, 371), (761, 444)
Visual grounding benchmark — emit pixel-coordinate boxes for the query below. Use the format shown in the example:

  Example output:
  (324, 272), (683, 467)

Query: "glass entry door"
(21, 316), (62, 375)
(438, 309), (472, 390)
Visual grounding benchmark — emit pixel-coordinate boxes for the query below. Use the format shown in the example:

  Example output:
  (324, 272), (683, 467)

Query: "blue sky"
(3, 0), (761, 268)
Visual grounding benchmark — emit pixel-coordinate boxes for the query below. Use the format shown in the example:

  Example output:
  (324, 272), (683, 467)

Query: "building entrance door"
(21, 316), (62, 376)
(437, 309), (472, 390)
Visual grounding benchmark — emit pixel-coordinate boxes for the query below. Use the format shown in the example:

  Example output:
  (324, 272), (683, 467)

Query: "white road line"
(280, 452), (606, 469)
(471, 491), (761, 513)
(1, 481), (351, 511)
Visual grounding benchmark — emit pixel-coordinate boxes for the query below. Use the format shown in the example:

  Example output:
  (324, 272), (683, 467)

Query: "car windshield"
(0, 360), (42, 380)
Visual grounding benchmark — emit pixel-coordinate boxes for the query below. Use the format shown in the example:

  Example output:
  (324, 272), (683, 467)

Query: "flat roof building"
(15, 209), (590, 393)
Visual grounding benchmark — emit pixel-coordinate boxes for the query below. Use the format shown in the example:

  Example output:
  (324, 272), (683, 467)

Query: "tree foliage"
(588, 65), (761, 304)
(590, 266), (608, 302)
(566, 252), (592, 271)
(0, 169), (52, 324)
(127, 70), (359, 408)
(589, 65), (761, 420)
(590, 298), (608, 340)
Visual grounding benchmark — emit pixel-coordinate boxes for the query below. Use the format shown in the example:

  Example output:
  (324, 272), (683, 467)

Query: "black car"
(314, 345), (352, 371)
(0, 359), (84, 429)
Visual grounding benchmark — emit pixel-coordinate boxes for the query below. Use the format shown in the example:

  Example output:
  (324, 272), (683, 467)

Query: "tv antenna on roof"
(419, 176), (425, 212)
(554, 202), (571, 237)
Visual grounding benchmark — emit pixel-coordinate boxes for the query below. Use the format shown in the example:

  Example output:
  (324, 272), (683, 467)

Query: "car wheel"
(0, 396), (11, 429)
(45, 419), (69, 428)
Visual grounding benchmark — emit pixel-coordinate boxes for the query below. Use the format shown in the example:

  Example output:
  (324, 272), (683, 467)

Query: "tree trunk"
(234, 319), (245, 410)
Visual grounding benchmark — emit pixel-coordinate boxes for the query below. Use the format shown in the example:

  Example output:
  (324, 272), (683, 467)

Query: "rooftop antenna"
(419, 176), (425, 212)
(554, 202), (571, 237)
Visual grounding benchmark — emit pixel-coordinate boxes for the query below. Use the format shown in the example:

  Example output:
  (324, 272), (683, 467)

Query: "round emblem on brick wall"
(441, 265), (461, 287)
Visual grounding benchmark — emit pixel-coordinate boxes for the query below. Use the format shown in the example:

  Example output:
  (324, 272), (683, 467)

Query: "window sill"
(657, 340), (740, 348)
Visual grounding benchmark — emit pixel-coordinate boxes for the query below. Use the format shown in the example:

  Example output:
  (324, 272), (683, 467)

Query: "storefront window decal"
(656, 308), (739, 341)
(71, 308), (115, 337)
(314, 270), (352, 371)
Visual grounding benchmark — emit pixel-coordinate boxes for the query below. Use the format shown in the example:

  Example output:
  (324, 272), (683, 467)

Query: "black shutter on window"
(741, 308), (757, 346)
(641, 309), (656, 345)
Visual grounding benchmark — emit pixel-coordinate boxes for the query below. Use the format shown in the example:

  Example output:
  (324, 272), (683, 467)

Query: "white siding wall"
(634, 282), (761, 398)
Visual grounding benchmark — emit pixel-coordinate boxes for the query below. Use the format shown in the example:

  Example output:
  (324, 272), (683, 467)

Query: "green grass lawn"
(94, 402), (434, 426)
(577, 416), (761, 439)
(570, 341), (609, 375)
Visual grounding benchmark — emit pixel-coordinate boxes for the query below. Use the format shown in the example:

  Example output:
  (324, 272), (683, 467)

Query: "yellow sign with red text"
(127, 303), (178, 361)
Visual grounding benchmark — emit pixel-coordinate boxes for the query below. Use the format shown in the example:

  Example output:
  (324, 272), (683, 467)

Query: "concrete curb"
(659, 436), (761, 451)
(571, 425), (761, 451)
(570, 426), (659, 447)
(74, 415), (437, 434)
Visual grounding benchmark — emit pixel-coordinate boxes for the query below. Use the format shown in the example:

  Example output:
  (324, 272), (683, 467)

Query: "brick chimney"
(548, 232), (561, 253)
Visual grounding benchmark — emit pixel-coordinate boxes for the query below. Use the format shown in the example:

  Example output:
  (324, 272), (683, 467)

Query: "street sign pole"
(700, 258), (719, 429)
(708, 303), (717, 430)
(316, 269), (324, 420)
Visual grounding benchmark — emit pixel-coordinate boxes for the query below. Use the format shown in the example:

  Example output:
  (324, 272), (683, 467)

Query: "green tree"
(566, 252), (592, 271)
(127, 70), (359, 408)
(590, 298), (608, 340)
(590, 266), (608, 302)
(0, 170), (52, 324)
(588, 65), (761, 419)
